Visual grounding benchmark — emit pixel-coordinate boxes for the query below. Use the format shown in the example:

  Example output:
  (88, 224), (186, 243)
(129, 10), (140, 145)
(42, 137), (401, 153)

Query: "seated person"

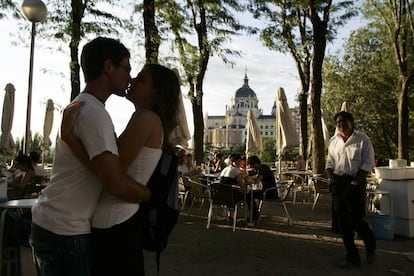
(210, 152), (225, 173)
(176, 147), (187, 192)
(29, 151), (44, 176)
(296, 154), (306, 171)
(247, 155), (279, 200)
(8, 154), (35, 199)
(7, 158), (24, 183)
(245, 155), (279, 221)
(240, 155), (247, 170)
(208, 151), (218, 168)
(219, 153), (245, 205)
(178, 153), (202, 177)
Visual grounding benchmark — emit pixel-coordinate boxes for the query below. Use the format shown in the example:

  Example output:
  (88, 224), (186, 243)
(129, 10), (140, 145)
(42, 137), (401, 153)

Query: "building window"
(270, 131), (273, 135)
(265, 132), (268, 135)
(265, 125), (268, 129)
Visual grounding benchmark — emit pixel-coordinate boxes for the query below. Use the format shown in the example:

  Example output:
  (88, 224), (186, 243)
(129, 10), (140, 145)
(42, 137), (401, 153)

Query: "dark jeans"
(245, 190), (263, 219)
(332, 174), (376, 262)
(30, 223), (92, 276)
(91, 209), (144, 276)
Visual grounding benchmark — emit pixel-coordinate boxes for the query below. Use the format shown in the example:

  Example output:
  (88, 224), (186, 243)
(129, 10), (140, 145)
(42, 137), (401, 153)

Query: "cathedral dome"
(235, 73), (257, 98)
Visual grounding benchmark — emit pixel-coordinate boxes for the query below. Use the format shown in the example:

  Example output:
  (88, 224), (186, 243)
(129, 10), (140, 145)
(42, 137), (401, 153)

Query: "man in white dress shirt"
(326, 111), (376, 269)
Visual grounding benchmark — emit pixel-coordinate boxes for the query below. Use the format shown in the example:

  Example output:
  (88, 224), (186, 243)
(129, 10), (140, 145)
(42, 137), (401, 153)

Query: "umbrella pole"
(42, 150), (45, 171)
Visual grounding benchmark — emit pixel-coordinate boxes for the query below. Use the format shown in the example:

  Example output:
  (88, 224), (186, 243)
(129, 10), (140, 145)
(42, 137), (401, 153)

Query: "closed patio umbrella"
(41, 99), (54, 151)
(246, 109), (262, 158)
(276, 87), (299, 176)
(1, 83), (16, 155)
(341, 101), (349, 112)
(306, 109), (330, 169)
(321, 110), (330, 148)
(169, 68), (191, 148)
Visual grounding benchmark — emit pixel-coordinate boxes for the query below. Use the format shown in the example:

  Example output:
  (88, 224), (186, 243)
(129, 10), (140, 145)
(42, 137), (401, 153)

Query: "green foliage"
(249, 0), (357, 173)
(259, 137), (276, 163)
(0, 0), (21, 19)
(141, 0), (249, 164)
(322, 26), (410, 160)
(40, 1), (133, 44)
(365, 0), (414, 160)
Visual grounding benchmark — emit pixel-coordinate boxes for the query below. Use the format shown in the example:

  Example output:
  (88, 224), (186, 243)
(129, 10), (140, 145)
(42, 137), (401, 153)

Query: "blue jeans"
(30, 223), (92, 276)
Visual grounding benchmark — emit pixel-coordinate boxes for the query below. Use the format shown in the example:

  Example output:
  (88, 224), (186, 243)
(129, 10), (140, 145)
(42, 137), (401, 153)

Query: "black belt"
(334, 174), (355, 181)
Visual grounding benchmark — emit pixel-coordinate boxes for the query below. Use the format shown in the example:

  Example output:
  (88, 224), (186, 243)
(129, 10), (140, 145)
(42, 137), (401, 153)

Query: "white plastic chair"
(257, 179), (293, 224)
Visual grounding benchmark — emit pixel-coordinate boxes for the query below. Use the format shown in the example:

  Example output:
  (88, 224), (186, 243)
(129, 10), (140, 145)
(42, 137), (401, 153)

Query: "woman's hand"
(61, 101), (83, 142)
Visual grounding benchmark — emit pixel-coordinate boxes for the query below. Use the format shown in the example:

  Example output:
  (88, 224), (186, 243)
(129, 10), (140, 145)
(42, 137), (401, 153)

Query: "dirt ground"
(144, 194), (414, 276)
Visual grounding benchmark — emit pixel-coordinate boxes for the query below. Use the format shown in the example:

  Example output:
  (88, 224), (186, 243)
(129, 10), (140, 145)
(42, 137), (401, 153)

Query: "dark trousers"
(245, 190), (263, 219)
(332, 175), (376, 261)
(30, 223), (92, 276)
(92, 209), (145, 276)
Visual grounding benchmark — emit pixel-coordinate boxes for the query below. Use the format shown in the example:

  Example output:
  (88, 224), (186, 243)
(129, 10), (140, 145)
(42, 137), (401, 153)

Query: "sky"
(0, 5), (366, 150)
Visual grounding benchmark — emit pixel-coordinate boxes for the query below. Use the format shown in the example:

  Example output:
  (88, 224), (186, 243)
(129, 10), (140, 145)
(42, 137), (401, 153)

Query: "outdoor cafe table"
(0, 198), (37, 276)
(281, 170), (313, 184)
(198, 173), (220, 185)
(246, 183), (262, 226)
(281, 170), (313, 177)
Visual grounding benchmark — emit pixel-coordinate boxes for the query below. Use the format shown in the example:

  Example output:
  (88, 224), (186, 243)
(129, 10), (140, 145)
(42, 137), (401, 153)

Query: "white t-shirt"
(33, 164), (44, 176)
(220, 166), (240, 179)
(32, 93), (119, 236)
(92, 146), (162, 228)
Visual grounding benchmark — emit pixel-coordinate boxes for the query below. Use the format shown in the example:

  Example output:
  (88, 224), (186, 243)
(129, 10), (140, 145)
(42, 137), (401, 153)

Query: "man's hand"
(61, 101), (84, 142)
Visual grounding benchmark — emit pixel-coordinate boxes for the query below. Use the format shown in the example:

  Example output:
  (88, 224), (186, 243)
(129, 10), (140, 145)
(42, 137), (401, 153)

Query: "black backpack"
(139, 148), (180, 274)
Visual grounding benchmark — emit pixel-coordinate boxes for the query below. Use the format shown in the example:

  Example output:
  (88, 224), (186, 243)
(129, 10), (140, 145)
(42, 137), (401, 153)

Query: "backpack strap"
(156, 249), (161, 276)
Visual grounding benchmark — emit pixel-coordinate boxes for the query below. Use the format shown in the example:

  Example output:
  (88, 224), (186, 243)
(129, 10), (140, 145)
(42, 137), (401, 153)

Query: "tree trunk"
(192, 88), (204, 165)
(299, 91), (308, 160)
(143, 0), (160, 64)
(310, 16), (327, 175)
(398, 76), (410, 160)
(192, 1), (209, 165)
(69, 0), (83, 101)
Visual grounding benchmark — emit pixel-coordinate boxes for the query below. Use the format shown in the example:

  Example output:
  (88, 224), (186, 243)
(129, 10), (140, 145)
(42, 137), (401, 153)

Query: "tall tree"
(249, 0), (312, 161)
(143, 0), (160, 63)
(39, 1), (131, 100)
(307, 0), (355, 174)
(322, 27), (400, 159)
(159, 0), (245, 164)
(250, 0), (355, 173)
(367, 0), (414, 161)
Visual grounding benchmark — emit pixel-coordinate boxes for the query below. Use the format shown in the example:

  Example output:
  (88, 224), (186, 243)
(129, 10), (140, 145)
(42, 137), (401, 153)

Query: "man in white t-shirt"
(30, 37), (150, 276)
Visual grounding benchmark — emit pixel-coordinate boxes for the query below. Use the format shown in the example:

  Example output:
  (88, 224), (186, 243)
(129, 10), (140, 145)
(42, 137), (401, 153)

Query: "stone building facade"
(204, 73), (299, 149)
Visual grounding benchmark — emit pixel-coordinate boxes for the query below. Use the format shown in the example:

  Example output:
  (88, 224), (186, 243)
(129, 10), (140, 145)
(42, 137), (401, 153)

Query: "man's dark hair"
(81, 37), (130, 82)
(247, 155), (261, 165)
(29, 151), (40, 163)
(230, 153), (242, 162)
(334, 111), (354, 124)
(15, 154), (34, 171)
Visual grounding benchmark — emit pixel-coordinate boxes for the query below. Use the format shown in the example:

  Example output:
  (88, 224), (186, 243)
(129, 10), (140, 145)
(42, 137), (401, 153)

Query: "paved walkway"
(144, 195), (414, 276)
